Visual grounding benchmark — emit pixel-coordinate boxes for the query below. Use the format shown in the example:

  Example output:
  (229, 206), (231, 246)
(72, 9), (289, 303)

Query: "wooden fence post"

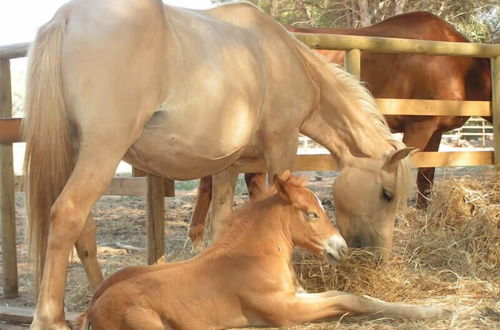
(0, 59), (18, 297)
(492, 56), (500, 167)
(344, 48), (361, 78)
(147, 174), (165, 264)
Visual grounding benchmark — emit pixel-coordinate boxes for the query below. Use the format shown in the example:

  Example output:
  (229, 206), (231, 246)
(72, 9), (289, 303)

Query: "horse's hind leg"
(75, 215), (103, 291)
(245, 173), (267, 199)
(402, 123), (437, 208)
(189, 172), (268, 247)
(210, 170), (238, 241)
(33, 141), (142, 329)
(415, 129), (443, 208)
(188, 176), (212, 248)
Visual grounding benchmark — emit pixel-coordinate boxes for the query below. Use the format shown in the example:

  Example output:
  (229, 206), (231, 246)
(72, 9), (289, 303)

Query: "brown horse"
(189, 11), (492, 247)
(24, 1), (414, 328)
(76, 172), (448, 330)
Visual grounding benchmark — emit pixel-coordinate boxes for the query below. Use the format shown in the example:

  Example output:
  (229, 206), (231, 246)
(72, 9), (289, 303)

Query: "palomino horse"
(76, 172), (448, 330)
(24, 1), (413, 328)
(189, 10), (491, 246)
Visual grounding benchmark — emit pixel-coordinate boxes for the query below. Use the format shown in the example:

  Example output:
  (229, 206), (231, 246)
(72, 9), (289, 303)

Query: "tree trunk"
(358, 0), (371, 27)
(395, 0), (407, 15)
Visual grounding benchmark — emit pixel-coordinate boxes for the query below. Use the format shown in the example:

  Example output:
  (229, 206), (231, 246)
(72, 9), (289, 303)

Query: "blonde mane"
(289, 35), (415, 205)
(325, 63), (415, 204)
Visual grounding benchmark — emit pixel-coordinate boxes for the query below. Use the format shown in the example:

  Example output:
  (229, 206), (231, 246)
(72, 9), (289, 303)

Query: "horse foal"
(77, 172), (448, 330)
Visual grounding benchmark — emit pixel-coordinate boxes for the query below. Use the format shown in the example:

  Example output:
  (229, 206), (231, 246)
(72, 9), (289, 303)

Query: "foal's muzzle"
(323, 234), (348, 264)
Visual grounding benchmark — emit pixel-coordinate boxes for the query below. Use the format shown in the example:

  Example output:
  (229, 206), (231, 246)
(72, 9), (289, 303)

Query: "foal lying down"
(77, 172), (448, 329)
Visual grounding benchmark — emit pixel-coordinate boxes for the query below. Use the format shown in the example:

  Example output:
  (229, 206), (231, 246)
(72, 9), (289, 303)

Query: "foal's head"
(274, 171), (347, 264)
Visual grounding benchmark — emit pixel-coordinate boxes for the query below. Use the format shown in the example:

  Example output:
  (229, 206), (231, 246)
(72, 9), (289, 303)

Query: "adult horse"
(76, 172), (447, 330)
(189, 10), (492, 246)
(24, 0), (413, 328)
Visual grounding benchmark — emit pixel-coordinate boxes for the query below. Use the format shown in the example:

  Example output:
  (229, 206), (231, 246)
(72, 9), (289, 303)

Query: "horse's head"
(274, 171), (347, 265)
(333, 147), (416, 258)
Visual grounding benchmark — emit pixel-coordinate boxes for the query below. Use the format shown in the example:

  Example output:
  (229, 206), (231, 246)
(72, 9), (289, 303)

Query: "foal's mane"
(209, 175), (308, 250)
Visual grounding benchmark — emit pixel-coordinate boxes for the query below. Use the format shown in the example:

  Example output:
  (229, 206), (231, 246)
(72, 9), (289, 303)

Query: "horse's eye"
(304, 211), (318, 220)
(382, 189), (393, 202)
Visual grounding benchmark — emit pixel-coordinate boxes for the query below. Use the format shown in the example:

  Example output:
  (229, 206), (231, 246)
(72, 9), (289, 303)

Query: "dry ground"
(0, 167), (498, 329)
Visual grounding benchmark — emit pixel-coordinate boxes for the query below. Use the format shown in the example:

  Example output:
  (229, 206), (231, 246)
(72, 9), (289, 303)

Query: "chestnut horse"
(24, 1), (414, 328)
(76, 172), (448, 330)
(189, 10), (492, 247)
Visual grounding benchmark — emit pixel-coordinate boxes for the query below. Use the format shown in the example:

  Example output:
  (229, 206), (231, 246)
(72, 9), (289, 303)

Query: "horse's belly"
(123, 110), (252, 180)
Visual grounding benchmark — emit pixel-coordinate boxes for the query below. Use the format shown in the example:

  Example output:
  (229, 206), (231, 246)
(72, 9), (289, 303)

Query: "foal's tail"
(23, 13), (74, 291)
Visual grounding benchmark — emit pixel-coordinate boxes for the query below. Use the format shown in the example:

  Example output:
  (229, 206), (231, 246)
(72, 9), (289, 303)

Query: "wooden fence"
(0, 34), (499, 298)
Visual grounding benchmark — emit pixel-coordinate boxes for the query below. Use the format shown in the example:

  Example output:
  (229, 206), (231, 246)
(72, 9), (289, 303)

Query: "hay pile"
(293, 169), (499, 329)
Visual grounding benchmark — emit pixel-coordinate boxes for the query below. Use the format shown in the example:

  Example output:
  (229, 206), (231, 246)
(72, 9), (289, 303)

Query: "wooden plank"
(412, 151), (493, 168)
(0, 99), (491, 146)
(147, 175), (165, 265)
(104, 177), (150, 196)
(344, 48), (361, 78)
(15, 176), (160, 197)
(235, 151), (493, 173)
(15, 176), (148, 196)
(295, 33), (500, 58)
(0, 307), (78, 326)
(376, 99), (491, 117)
(0, 59), (18, 298)
(132, 168), (175, 197)
(0, 118), (22, 144)
(492, 56), (500, 167)
(0, 43), (30, 60)
(0, 100), (490, 145)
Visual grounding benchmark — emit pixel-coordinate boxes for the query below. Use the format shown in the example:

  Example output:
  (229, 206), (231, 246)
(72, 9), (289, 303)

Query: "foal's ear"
(278, 170), (292, 181)
(273, 171), (293, 202)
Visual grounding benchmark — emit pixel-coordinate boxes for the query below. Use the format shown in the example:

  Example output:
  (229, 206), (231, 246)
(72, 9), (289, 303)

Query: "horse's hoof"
(188, 226), (204, 247)
(190, 240), (204, 254)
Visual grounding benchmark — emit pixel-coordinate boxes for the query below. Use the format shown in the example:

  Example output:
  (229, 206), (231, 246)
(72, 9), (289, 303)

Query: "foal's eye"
(382, 189), (393, 202)
(304, 211), (319, 220)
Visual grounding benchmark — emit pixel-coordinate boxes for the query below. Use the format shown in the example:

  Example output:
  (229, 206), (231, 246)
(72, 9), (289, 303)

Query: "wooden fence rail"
(0, 32), (498, 298)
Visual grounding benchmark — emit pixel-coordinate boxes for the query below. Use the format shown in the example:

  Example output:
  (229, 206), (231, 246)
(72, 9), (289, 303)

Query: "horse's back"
(125, 3), (318, 179)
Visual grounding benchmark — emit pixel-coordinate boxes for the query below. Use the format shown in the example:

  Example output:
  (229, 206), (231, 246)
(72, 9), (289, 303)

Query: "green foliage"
(212, 0), (498, 43)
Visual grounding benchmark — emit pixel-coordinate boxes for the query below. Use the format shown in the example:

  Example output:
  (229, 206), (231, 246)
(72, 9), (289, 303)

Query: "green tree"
(212, 0), (498, 43)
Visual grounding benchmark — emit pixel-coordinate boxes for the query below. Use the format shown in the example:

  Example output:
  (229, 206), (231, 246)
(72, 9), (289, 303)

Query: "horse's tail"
(23, 13), (74, 291)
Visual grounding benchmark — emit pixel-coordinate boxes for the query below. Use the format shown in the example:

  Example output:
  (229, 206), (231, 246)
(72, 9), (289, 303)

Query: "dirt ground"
(0, 167), (498, 329)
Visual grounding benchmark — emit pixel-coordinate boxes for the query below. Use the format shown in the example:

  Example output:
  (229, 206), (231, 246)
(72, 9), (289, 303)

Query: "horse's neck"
(299, 60), (390, 160)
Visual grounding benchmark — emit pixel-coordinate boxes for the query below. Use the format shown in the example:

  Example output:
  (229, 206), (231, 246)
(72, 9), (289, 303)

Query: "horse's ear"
(385, 147), (418, 170)
(273, 171), (292, 202)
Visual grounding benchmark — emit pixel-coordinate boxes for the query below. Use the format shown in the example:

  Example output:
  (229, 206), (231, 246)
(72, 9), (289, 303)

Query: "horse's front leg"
(210, 169), (238, 242)
(262, 132), (302, 290)
(255, 291), (449, 327)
